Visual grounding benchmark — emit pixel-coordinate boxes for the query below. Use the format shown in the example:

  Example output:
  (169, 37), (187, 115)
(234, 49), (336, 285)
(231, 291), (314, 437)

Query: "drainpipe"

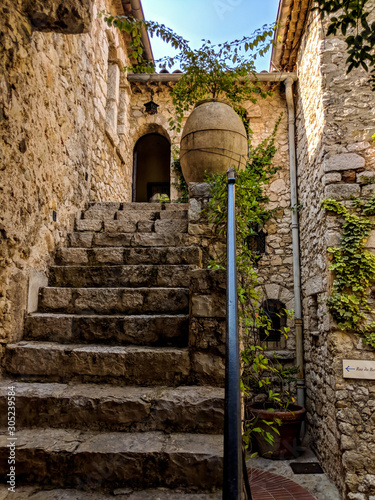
(284, 76), (305, 412)
(129, 0), (154, 64)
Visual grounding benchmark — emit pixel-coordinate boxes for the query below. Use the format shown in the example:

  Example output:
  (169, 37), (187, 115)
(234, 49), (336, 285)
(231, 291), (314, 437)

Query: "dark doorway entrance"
(133, 133), (171, 202)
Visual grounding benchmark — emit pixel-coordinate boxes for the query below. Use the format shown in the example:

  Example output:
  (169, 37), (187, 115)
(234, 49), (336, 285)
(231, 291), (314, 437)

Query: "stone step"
(0, 428), (223, 491)
(24, 313), (189, 346)
(38, 287), (189, 315)
(0, 486), (222, 499)
(76, 216), (189, 233)
(82, 203), (188, 221)
(68, 232), (192, 248)
(48, 265), (197, 288)
(5, 342), (191, 386)
(0, 381), (224, 433)
(56, 246), (202, 266)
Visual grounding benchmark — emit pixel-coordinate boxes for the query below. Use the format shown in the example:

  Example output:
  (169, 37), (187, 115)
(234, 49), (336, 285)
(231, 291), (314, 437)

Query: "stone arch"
(132, 123), (171, 146)
(132, 132), (171, 202)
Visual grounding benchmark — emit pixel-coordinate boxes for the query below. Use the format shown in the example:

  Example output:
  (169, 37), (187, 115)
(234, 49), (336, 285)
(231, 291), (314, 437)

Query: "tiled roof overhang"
(270, 0), (311, 72)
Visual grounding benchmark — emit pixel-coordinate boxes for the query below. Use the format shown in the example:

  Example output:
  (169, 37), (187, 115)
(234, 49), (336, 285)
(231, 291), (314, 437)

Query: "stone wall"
(0, 0), (133, 344)
(296, 7), (375, 499)
(246, 87), (295, 354)
(129, 81), (295, 352)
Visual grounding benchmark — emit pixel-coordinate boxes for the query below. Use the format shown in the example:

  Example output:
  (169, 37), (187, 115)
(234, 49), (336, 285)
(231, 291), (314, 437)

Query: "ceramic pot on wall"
(180, 100), (248, 184)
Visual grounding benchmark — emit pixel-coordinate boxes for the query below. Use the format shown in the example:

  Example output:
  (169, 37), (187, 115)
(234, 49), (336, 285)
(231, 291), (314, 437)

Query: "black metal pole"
(223, 167), (242, 499)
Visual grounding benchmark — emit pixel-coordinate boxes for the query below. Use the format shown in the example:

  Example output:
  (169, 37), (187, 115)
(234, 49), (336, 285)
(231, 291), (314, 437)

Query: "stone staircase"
(0, 202), (224, 499)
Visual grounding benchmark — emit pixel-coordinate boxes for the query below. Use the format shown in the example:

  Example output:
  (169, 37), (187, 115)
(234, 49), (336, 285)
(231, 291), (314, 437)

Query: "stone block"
(325, 230), (341, 247)
(189, 269), (226, 294)
(365, 231), (375, 249)
(357, 171), (375, 184)
(305, 275), (325, 296)
(93, 233), (132, 247)
(24, 314), (74, 342)
(122, 203), (161, 211)
(269, 179), (286, 194)
(57, 248), (89, 265)
(137, 221), (155, 232)
(104, 221), (137, 233)
(279, 287), (294, 304)
(347, 142), (371, 152)
(188, 198), (202, 222)
(40, 288), (72, 311)
(122, 246), (201, 266)
(76, 220), (102, 231)
(192, 352), (225, 386)
(362, 184), (375, 199)
(191, 295), (226, 318)
(68, 232), (93, 248)
(117, 211), (158, 222)
(324, 184), (360, 200)
(159, 211), (187, 220)
(84, 209), (117, 220)
(188, 224), (214, 236)
(189, 317), (226, 354)
(324, 153), (365, 172)
(264, 283), (280, 300)
(164, 203), (189, 211)
(154, 219), (188, 234)
(131, 233), (185, 247)
(93, 248), (124, 265)
(322, 173), (341, 185)
(342, 170), (356, 183)
(189, 183), (211, 198)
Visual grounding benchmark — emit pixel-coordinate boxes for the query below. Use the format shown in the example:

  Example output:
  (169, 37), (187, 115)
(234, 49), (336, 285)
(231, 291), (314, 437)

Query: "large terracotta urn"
(180, 100), (248, 183)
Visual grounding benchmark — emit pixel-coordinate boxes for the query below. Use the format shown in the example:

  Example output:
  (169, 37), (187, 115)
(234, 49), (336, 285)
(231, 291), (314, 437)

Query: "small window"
(246, 226), (267, 260)
(259, 299), (286, 343)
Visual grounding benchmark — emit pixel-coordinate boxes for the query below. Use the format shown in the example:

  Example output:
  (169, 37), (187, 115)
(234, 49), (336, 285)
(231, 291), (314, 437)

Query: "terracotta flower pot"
(249, 403), (306, 460)
(180, 100), (248, 184)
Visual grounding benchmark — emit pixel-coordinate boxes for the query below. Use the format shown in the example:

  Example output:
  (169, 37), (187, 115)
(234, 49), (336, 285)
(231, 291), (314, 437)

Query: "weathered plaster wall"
(0, 0), (133, 344)
(296, 8), (375, 499)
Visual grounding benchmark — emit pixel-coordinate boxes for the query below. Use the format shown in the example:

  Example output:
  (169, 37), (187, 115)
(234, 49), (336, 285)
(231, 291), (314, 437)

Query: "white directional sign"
(343, 359), (375, 380)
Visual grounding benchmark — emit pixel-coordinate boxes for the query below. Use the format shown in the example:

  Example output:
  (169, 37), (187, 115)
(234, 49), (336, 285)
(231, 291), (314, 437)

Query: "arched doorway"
(132, 133), (171, 202)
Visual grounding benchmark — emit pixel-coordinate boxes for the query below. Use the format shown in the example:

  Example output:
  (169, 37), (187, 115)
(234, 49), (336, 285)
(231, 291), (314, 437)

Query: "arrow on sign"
(346, 366), (355, 372)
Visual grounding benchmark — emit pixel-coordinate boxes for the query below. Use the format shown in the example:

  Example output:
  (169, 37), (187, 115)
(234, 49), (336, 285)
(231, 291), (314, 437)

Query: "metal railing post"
(223, 167), (242, 499)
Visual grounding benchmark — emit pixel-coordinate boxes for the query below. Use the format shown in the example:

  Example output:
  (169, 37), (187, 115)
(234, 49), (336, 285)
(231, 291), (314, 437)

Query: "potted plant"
(242, 343), (305, 460)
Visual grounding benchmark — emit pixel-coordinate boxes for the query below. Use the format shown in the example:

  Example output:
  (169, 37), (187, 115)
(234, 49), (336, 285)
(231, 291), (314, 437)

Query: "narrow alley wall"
(0, 0), (133, 345)
(296, 7), (375, 499)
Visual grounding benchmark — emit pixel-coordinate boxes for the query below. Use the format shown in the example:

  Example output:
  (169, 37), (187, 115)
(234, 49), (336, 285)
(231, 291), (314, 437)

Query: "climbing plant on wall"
(321, 196), (375, 348)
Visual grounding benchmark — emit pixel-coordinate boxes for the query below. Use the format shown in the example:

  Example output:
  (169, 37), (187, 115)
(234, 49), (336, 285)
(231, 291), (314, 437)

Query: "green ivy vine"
(321, 196), (375, 348)
(171, 151), (189, 203)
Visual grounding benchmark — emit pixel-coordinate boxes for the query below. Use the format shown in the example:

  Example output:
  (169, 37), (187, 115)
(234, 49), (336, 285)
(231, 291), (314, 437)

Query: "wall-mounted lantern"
(144, 89), (159, 115)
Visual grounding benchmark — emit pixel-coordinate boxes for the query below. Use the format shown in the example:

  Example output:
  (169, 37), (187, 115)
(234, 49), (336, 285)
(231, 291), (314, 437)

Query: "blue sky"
(141, 0), (280, 72)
